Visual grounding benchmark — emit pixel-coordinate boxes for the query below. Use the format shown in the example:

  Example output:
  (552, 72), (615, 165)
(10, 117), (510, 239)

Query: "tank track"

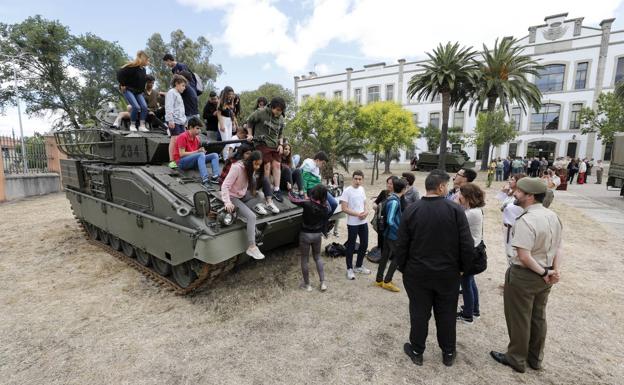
(75, 217), (238, 295)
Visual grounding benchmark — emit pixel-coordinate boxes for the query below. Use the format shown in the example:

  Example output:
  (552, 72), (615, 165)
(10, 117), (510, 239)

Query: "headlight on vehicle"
(218, 210), (237, 226)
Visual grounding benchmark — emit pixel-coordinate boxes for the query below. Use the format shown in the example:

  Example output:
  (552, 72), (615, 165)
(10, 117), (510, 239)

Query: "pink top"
(221, 161), (248, 205)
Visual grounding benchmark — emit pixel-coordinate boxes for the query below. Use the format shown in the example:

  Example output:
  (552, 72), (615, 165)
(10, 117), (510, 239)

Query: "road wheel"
(136, 248), (152, 267)
(172, 261), (200, 288)
(120, 241), (135, 257)
(152, 256), (172, 276)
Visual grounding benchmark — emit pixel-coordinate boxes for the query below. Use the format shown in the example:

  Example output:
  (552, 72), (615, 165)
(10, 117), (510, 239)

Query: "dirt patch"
(1, 169), (623, 385)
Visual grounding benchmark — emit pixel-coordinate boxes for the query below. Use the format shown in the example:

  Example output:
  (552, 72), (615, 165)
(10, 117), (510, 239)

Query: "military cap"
(517, 177), (547, 194)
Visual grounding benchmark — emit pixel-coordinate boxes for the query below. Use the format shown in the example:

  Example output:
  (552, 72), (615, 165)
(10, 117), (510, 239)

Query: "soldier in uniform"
(490, 177), (563, 373)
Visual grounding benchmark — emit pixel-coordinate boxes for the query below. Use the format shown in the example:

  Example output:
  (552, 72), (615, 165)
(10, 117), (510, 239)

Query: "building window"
(569, 103), (583, 129)
(508, 143), (518, 158)
(367, 86), (380, 103)
(451, 144), (462, 152)
(429, 112), (440, 128)
(333, 90), (343, 99)
(615, 57), (624, 85)
(530, 103), (560, 131)
(511, 107), (522, 131)
(452, 111), (464, 130)
(317, 92), (326, 99)
(412, 113), (419, 126)
(575, 62), (588, 89)
(535, 64), (566, 92)
(385, 84), (394, 101)
(354, 88), (362, 105)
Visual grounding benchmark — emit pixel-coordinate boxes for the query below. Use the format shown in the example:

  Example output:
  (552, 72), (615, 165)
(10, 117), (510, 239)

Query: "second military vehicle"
(415, 151), (476, 172)
(55, 127), (341, 294)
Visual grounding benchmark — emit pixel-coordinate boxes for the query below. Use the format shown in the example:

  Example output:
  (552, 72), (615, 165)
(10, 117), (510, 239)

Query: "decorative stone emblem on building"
(542, 22), (568, 41)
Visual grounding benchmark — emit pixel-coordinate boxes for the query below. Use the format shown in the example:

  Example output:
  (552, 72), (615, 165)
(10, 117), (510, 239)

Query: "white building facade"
(294, 13), (624, 162)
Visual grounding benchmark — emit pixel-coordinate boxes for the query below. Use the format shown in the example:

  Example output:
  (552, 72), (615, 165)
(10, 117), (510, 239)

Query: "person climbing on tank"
(289, 184), (332, 292)
(174, 117), (220, 186)
(221, 150), (272, 260)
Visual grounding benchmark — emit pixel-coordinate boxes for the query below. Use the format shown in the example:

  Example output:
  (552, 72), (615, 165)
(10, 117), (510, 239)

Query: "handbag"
(467, 209), (487, 275)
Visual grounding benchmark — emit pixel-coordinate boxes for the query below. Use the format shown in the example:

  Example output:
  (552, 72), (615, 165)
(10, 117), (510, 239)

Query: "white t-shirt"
(340, 185), (367, 226)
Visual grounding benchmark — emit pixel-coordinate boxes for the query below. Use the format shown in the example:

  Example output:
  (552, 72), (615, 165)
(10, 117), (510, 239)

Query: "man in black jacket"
(395, 170), (475, 367)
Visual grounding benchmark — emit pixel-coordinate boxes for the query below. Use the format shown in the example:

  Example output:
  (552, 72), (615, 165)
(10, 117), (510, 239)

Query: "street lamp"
(1, 53), (28, 173)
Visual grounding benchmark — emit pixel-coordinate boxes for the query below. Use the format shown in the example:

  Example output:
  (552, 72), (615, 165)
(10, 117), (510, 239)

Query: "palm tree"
(469, 37), (543, 170)
(407, 42), (479, 169)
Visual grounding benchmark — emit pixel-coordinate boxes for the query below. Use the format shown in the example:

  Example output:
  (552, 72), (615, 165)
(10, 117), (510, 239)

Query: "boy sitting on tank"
(174, 117), (220, 186)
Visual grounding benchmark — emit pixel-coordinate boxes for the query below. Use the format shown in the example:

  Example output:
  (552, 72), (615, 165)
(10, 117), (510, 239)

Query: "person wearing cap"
(490, 177), (563, 373)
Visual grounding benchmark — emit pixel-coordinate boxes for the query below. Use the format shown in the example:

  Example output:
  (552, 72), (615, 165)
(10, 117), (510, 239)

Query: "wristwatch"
(539, 268), (549, 277)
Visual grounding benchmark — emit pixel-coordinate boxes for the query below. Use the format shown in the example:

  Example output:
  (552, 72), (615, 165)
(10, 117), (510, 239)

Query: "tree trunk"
(383, 149), (392, 174)
(438, 92), (450, 170)
(480, 95), (498, 170)
(370, 152), (377, 185)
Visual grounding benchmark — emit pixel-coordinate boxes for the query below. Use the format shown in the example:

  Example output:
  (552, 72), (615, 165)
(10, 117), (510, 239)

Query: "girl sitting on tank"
(221, 150), (278, 260)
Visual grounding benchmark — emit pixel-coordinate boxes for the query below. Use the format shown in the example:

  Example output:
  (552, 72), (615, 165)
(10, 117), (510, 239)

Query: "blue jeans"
(178, 152), (220, 181)
(460, 274), (479, 318)
(123, 90), (148, 122)
(326, 192), (338, 215)
(345, 223), (368, 269)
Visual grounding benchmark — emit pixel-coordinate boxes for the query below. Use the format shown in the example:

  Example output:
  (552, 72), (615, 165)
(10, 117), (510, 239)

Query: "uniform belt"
(504, 224), (512, 243)
(511, 264), (553, 271)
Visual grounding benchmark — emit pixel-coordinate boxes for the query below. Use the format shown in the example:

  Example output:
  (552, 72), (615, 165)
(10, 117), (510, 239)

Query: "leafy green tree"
(238, 83), (295, 122)
(407, 42), (478, 169)
(420, 124), (440, 152)
(0, 16), (128, 129)
(470, 37), (542, 170)
(357, 101), (419, 180)
(288, 97), (365, 179)
(469, 109), (517, 161)
(580, 92), (624, 144)
(145, 30), (221, 101)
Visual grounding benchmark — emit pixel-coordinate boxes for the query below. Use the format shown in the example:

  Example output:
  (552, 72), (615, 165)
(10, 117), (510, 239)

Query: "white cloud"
(262, 62), (272, 70)
(181, 0), (623, 73)
(314, 63), (331, 75)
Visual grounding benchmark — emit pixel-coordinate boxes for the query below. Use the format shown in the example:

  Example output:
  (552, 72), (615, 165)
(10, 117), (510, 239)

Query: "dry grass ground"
(1, 167), (623, 385)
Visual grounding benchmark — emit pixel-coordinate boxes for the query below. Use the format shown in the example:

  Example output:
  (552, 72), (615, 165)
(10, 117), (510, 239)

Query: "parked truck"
(607, 132), (624, 197)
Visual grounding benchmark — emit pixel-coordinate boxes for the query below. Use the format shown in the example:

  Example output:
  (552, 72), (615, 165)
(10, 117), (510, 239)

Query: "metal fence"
(1, 131), (50, 174)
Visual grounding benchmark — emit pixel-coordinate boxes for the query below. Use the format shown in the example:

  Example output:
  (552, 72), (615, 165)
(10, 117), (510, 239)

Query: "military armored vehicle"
(607, 132), (624, 197)
(415, 151), (476, 172)
(55, 127), (341, 293)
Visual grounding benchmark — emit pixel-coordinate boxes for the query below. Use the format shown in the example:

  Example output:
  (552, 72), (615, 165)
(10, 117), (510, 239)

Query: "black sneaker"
(443, 352), (456, 367)
(210, 175), (220, 184)
(460, 305), (480, 319)
(272, 190), (283, 202)
(403, 343), (423, 366)
(456, 312), (474, 324)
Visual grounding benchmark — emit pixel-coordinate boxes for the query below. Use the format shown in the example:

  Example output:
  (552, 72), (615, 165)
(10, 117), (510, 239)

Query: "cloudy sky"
(1, 0), (623, 136)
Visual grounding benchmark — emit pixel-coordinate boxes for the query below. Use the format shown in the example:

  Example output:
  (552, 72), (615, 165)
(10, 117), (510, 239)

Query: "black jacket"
(116, 66), (146, 93)
(394, 196), (474, 279)
(290, 198), (330, 233)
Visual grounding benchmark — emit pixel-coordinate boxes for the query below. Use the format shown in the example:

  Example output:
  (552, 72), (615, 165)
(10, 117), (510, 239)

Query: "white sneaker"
(138, 121), (149, 132)
(253, 204), (268, 215)
(354, 266), (371, 275)
(129, 124), (138, 132)
(320, 281), (327, 291)
(246, 246), (265, 260)
(300, 283), (312, 292)
(346, 269), (355, 280)
(265, 202), (280, 214)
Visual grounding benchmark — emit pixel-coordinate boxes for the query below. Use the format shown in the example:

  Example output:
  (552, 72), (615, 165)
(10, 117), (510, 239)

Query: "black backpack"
(371, 195), (397, 234)
(325, 242), (346, 258)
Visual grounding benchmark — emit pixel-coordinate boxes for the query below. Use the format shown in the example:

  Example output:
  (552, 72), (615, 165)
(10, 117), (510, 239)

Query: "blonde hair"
(123, 50), (149, 68)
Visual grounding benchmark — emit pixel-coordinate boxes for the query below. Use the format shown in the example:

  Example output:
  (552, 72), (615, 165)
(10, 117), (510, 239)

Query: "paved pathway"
(554, 178), (624, 234)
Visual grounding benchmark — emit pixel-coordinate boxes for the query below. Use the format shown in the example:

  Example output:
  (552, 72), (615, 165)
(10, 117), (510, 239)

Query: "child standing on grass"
(289, 184), (331, 292)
